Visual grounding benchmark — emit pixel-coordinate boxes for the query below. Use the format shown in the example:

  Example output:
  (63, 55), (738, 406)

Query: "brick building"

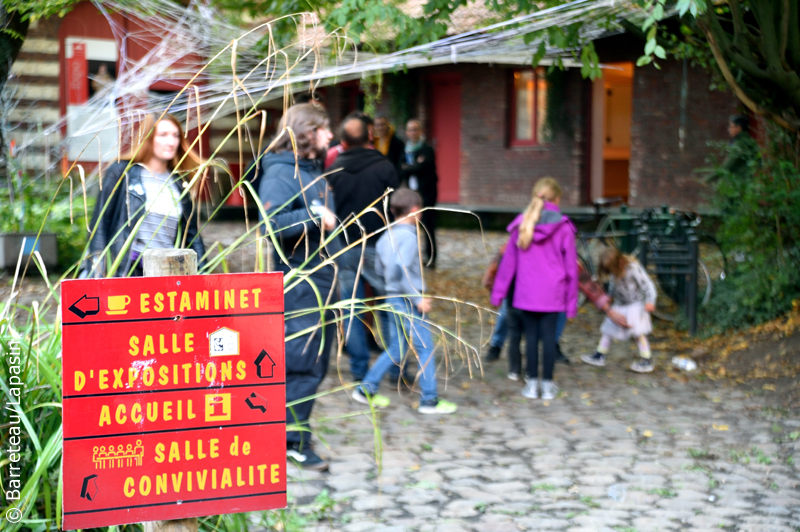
(324, 33), (737, 212)
(8, 2), (737, 212)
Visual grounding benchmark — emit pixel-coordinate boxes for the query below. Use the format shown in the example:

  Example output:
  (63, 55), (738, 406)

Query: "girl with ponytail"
(490, 178), (578, 400)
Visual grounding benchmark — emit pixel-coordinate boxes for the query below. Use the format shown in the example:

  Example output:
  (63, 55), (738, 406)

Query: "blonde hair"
(517, 177), (562, 249)
(599, 246), (634, 278)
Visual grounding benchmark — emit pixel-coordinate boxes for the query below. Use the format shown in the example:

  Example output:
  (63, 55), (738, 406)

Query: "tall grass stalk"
(0, 13), (497, 530)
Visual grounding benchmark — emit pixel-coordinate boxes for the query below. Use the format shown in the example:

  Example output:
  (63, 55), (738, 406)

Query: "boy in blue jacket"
(351, 188), (457, 414)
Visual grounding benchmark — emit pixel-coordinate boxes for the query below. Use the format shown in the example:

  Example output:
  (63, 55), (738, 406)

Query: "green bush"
(0, 176), (92, 271)
(700, 125), (800, 334)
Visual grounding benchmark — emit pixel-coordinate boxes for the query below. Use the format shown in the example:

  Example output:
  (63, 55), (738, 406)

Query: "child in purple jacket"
(490, 178), (578, 400)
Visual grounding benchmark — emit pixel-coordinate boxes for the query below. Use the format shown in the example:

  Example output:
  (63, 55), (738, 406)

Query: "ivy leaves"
(637, 0), (707, 68)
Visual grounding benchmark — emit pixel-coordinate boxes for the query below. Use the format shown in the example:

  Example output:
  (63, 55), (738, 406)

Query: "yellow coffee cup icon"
(107, 295), (131, 315)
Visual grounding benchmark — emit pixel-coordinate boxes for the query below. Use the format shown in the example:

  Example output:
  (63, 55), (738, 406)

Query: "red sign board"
(67, 42), (88, 105)
(61, 273), (285, 530)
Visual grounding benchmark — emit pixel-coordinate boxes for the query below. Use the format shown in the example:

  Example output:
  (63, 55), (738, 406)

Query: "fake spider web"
(11, 0), (652, 178)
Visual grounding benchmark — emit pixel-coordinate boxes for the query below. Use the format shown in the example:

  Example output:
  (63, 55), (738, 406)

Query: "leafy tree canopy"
(3, 0), (799, 133)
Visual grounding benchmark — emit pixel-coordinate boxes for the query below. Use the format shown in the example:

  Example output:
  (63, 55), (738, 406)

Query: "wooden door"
(428, 74), (461, 203)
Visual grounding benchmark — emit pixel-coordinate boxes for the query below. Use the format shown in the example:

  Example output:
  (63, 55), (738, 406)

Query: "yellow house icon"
(209, 327), (239, 357)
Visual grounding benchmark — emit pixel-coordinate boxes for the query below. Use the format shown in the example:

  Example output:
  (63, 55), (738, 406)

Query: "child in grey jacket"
(351, 188), (457, 414)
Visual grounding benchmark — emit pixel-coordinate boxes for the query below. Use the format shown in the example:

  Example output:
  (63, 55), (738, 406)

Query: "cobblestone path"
(202, 224), (800, 532)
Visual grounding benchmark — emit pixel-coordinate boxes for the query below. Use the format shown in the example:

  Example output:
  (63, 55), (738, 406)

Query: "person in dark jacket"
(399, 119), (438, 267)
(86, 113), (206, 277)
(722, 114), (759, 178)
(328, 116), (400, 380)
(374, 115), (405, 168)
(325, 111), (374, 170)
(257, 103), (338, 472)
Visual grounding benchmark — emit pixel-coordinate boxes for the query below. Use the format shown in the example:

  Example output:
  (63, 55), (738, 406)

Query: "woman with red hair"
(86, 113), (206, 277)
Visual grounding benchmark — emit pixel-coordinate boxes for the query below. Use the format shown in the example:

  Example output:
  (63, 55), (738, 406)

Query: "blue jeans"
(490, 299), (509, 348)
(556, 312), (567, 343)
(339, 247), (383, 380)
(360, 297), (438, 403)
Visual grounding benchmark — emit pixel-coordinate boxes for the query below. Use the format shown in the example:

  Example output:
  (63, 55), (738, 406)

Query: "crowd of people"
(85, 103), (447, 472)
(85, 102), (665, 473)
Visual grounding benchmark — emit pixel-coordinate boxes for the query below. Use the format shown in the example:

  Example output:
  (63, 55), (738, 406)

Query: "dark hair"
(296, 92), (325, 105)
(390, 187), (422, 218)
(340, 116), (369, 148)
(729, 114), (749, 132)
(270, 103), (330, 158)
(345, 110), (373, 126)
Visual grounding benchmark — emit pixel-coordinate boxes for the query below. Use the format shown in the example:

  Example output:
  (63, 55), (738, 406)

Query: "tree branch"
(780, 0), (789, 62)
(728, 0), (747, 49)
(750, 0), (785, 74)
(786, 0), (800, 68)
(698, 14), (795, 131)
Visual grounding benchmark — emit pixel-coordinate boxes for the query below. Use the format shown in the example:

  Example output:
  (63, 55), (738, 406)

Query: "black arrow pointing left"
(80, 474), (99, 501)
(68, 295), (100, 319)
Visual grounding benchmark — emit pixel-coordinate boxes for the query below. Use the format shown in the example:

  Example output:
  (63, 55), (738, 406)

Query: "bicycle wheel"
(645, 261), (683, 322)
(697, 234), (728, 282)
(647, 259), (712, 321)
(697, 259), (712, 306)
(595, 215), (640, 255)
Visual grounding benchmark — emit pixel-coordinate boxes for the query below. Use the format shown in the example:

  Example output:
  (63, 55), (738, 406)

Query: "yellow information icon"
(204, 393), (231, 422)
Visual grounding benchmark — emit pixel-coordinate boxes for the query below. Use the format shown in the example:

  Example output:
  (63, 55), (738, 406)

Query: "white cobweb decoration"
(10, 0), (647, 179)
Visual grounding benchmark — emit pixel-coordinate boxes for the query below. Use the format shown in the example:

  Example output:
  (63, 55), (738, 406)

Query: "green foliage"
(647, 488), (677, 498)
(542, 67), (572, 141)
(1, 304), (64, 531)
(0, 175), (92, 271)
(637, 0), (707, 68)
(688, 447), (713, 459)
(214, 0), (609, 79)
(1, 0), (80, 21)
(385, 71), (416, 128)
(699, 125), (800, 333)
(360, 73), (382, 117)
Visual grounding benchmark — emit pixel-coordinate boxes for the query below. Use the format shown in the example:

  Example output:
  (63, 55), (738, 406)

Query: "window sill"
(507, 144), (549, 151)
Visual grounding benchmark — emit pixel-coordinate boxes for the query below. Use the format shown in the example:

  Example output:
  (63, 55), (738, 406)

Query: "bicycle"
(577, 202), (722, 323)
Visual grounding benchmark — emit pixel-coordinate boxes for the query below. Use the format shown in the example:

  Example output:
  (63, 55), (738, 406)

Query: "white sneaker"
(541, 380), (559, 400)
(581, 353), (606, 367)
(507, 371), (520, 382)
(521, 380), (538, 399)
(630, 358), (654, 373)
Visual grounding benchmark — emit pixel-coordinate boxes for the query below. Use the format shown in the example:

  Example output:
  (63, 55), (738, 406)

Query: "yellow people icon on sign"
(204, 393), (231, 422)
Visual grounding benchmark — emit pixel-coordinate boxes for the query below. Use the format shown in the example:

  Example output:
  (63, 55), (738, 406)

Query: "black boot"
(484, 344), (501, 362)
(555, 343), (570, 364)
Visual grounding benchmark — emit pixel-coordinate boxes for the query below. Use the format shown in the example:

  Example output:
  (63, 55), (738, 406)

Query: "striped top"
(131, 166), (183, 256)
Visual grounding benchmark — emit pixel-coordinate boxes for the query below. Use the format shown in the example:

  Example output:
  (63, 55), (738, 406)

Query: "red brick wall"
(321, 34), (740, 212)
(629, 59), (736, 210)
(420, 64), (584, 209)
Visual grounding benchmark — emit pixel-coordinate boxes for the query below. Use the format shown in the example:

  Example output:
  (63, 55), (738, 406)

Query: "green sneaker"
(352, 387), (391, 408)
(418, 398), (457, 415)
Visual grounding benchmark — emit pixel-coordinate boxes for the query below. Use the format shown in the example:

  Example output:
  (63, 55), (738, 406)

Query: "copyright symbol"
(6, 507), (22, 523)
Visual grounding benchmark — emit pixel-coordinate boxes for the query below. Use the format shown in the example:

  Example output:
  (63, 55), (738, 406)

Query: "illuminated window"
(510, 68), (547, 146)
